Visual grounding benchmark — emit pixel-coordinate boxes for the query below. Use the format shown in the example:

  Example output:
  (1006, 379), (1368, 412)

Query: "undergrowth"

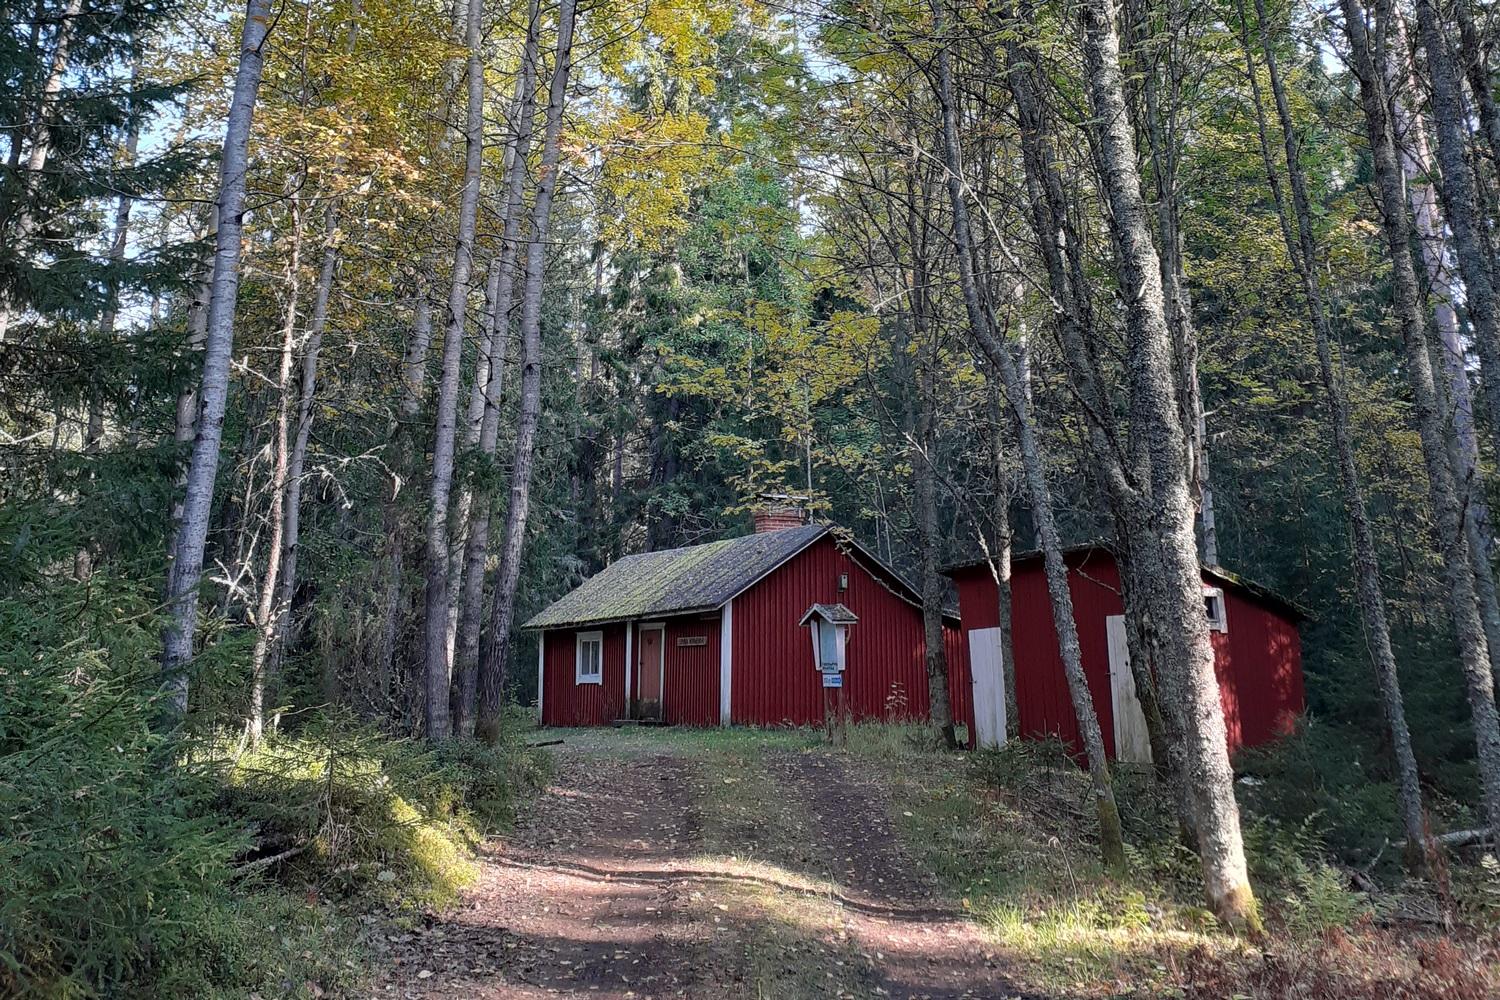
(842, 724), (1500, 998)
(210, 712), (544, 913)
(0, 557), (544, 998)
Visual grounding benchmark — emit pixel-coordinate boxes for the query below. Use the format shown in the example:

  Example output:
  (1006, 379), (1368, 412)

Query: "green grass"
(535, 723), (822, 755)
(681, 732), (880, 998)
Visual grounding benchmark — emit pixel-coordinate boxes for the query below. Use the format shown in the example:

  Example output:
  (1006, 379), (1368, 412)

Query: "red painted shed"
(943, 546), (1304, 761)
(523, 518), (969, 729)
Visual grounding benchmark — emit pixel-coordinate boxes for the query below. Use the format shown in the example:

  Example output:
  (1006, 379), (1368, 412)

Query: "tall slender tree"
(1239, 0), (1429, 863)
(160, 0), (274, 717)
(420, 0), (489, 740)
(454, 0), (541, 737)
(930, 9), (1125, 869)
(1340, 0), (1500, 832)
(477, 0), (579, 742)
(1074, 0), (1259, 928)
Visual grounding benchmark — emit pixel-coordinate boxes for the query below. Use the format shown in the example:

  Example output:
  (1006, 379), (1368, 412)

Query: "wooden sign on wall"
(676, 635), (707, 647)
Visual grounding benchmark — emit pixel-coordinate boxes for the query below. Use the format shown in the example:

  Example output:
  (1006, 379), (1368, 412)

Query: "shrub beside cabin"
(944, 546), (1306, 760)
(522, 509), (970, 728)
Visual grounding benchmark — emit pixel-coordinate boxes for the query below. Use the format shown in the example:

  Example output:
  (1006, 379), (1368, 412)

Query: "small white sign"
(822, 673), (843, 688)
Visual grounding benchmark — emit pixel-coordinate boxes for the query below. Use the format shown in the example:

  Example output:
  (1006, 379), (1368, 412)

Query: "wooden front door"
(1105, 615), (1153, 764)
(637, 624), (664, 720)
(967, 626), (1007, 749)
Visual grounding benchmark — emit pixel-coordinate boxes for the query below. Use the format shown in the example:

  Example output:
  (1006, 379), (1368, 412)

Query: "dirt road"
(374, 729), (1035, 999)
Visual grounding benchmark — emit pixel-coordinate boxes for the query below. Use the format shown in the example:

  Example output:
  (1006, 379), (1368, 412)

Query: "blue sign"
(822, 673), (843, 688)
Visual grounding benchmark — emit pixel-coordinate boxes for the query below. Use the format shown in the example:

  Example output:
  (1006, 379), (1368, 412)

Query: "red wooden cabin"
(943, 546), (1304, 760)
(523, 512), (969, 729)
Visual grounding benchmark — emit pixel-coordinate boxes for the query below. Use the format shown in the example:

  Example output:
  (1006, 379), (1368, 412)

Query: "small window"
(1203, 588), (1228, 633)
(575, 631), (603, 684)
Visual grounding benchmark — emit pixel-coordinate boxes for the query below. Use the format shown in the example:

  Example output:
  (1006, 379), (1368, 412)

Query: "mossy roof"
(522, 524), (829, 630)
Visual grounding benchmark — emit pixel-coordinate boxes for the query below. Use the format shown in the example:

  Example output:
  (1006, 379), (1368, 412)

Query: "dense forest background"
(6, 0), (1500, 993)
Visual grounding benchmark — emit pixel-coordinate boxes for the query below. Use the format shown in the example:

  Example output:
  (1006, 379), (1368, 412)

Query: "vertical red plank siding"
(540, 623), (626, 726)
(661, 616), (721, 726)
(944, 621), (975, 743)
(953, 571), (1002, 631)
(1214, 588), (1304, 751)
(948, 550), (1305, 759)
(1003, 552), (1123, 758)
(731, 537), (948, 726)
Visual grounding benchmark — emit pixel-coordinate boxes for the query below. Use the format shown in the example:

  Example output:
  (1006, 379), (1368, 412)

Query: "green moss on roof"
(522, 525), (828, 630)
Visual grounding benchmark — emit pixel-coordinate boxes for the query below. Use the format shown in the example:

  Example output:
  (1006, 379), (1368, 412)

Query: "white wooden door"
(968, 627), (1007, 749)
(1105, 615), (1152, 764)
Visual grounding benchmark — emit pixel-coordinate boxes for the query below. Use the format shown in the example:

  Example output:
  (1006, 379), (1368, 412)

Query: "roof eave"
(941, 544), (1308, 622)
(522, 602), (724, 632)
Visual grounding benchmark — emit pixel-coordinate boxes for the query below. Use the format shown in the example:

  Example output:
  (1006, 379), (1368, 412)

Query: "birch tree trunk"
(476, 0), (578, 742)
(931, 19), (1125, 869)
(159, 0), (274, 718)
(247, 192), (306, 744)
(419, 0), (488, 741)
(1407, 0), (1500, 674)
(1342, 0), (1500, 833)
(167, 218), (216, 565)
(267, 9), (360, 708)
(271, 196), (341, 706)
(1076, 0), (1257, 926)
(1241, 0), (1429, 864)
(454, 5), (540, 735)
(441, 256), (501, 677)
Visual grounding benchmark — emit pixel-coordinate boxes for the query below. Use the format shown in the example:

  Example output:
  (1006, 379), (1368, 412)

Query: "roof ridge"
(614, 522), (822, 563)
(521, 523), (828, 630)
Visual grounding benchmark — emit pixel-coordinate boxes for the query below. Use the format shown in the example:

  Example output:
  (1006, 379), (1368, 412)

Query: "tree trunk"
(997, 4), (1196, 834)
(476, 0), (578, 742)
(247, 191), (306, 744)
(990, 390), (1019, 740)
(269, 6), (360, 712)
(931, 15), (1124, 869)
(1342, 0), (1500, 832)
(914, 329), (957, 749)
(1407, 0), (1500, 678)
(372, 273), (434, 715)
(1456, 1), (1500, 190)
(1137, 18), (1217, 566)
(270, 194), (342, 707)
(1237, 0), (1431, 863)
(419, 0), (488, 741)
(160, 0), (274, 718)
(167, 216), (216, 566)
(453, 1), (541, 737)
(1077, 0), (1258, 928)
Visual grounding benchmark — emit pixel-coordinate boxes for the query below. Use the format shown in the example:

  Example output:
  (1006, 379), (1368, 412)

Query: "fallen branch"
(233, 844), (307, 878)
(1395, 827), (1494, 851)
(527, 738), (564, 748)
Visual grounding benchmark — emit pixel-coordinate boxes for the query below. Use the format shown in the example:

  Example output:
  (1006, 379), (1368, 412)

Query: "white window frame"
(1203, 587), (1228, 633)
(575, 630), (604, 684)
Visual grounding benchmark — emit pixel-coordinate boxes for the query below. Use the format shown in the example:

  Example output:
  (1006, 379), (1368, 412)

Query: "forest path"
(373, 727), (1039, 1000)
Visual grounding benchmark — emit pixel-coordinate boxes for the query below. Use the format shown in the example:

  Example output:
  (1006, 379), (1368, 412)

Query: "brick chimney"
(752, 494), (809, 533)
